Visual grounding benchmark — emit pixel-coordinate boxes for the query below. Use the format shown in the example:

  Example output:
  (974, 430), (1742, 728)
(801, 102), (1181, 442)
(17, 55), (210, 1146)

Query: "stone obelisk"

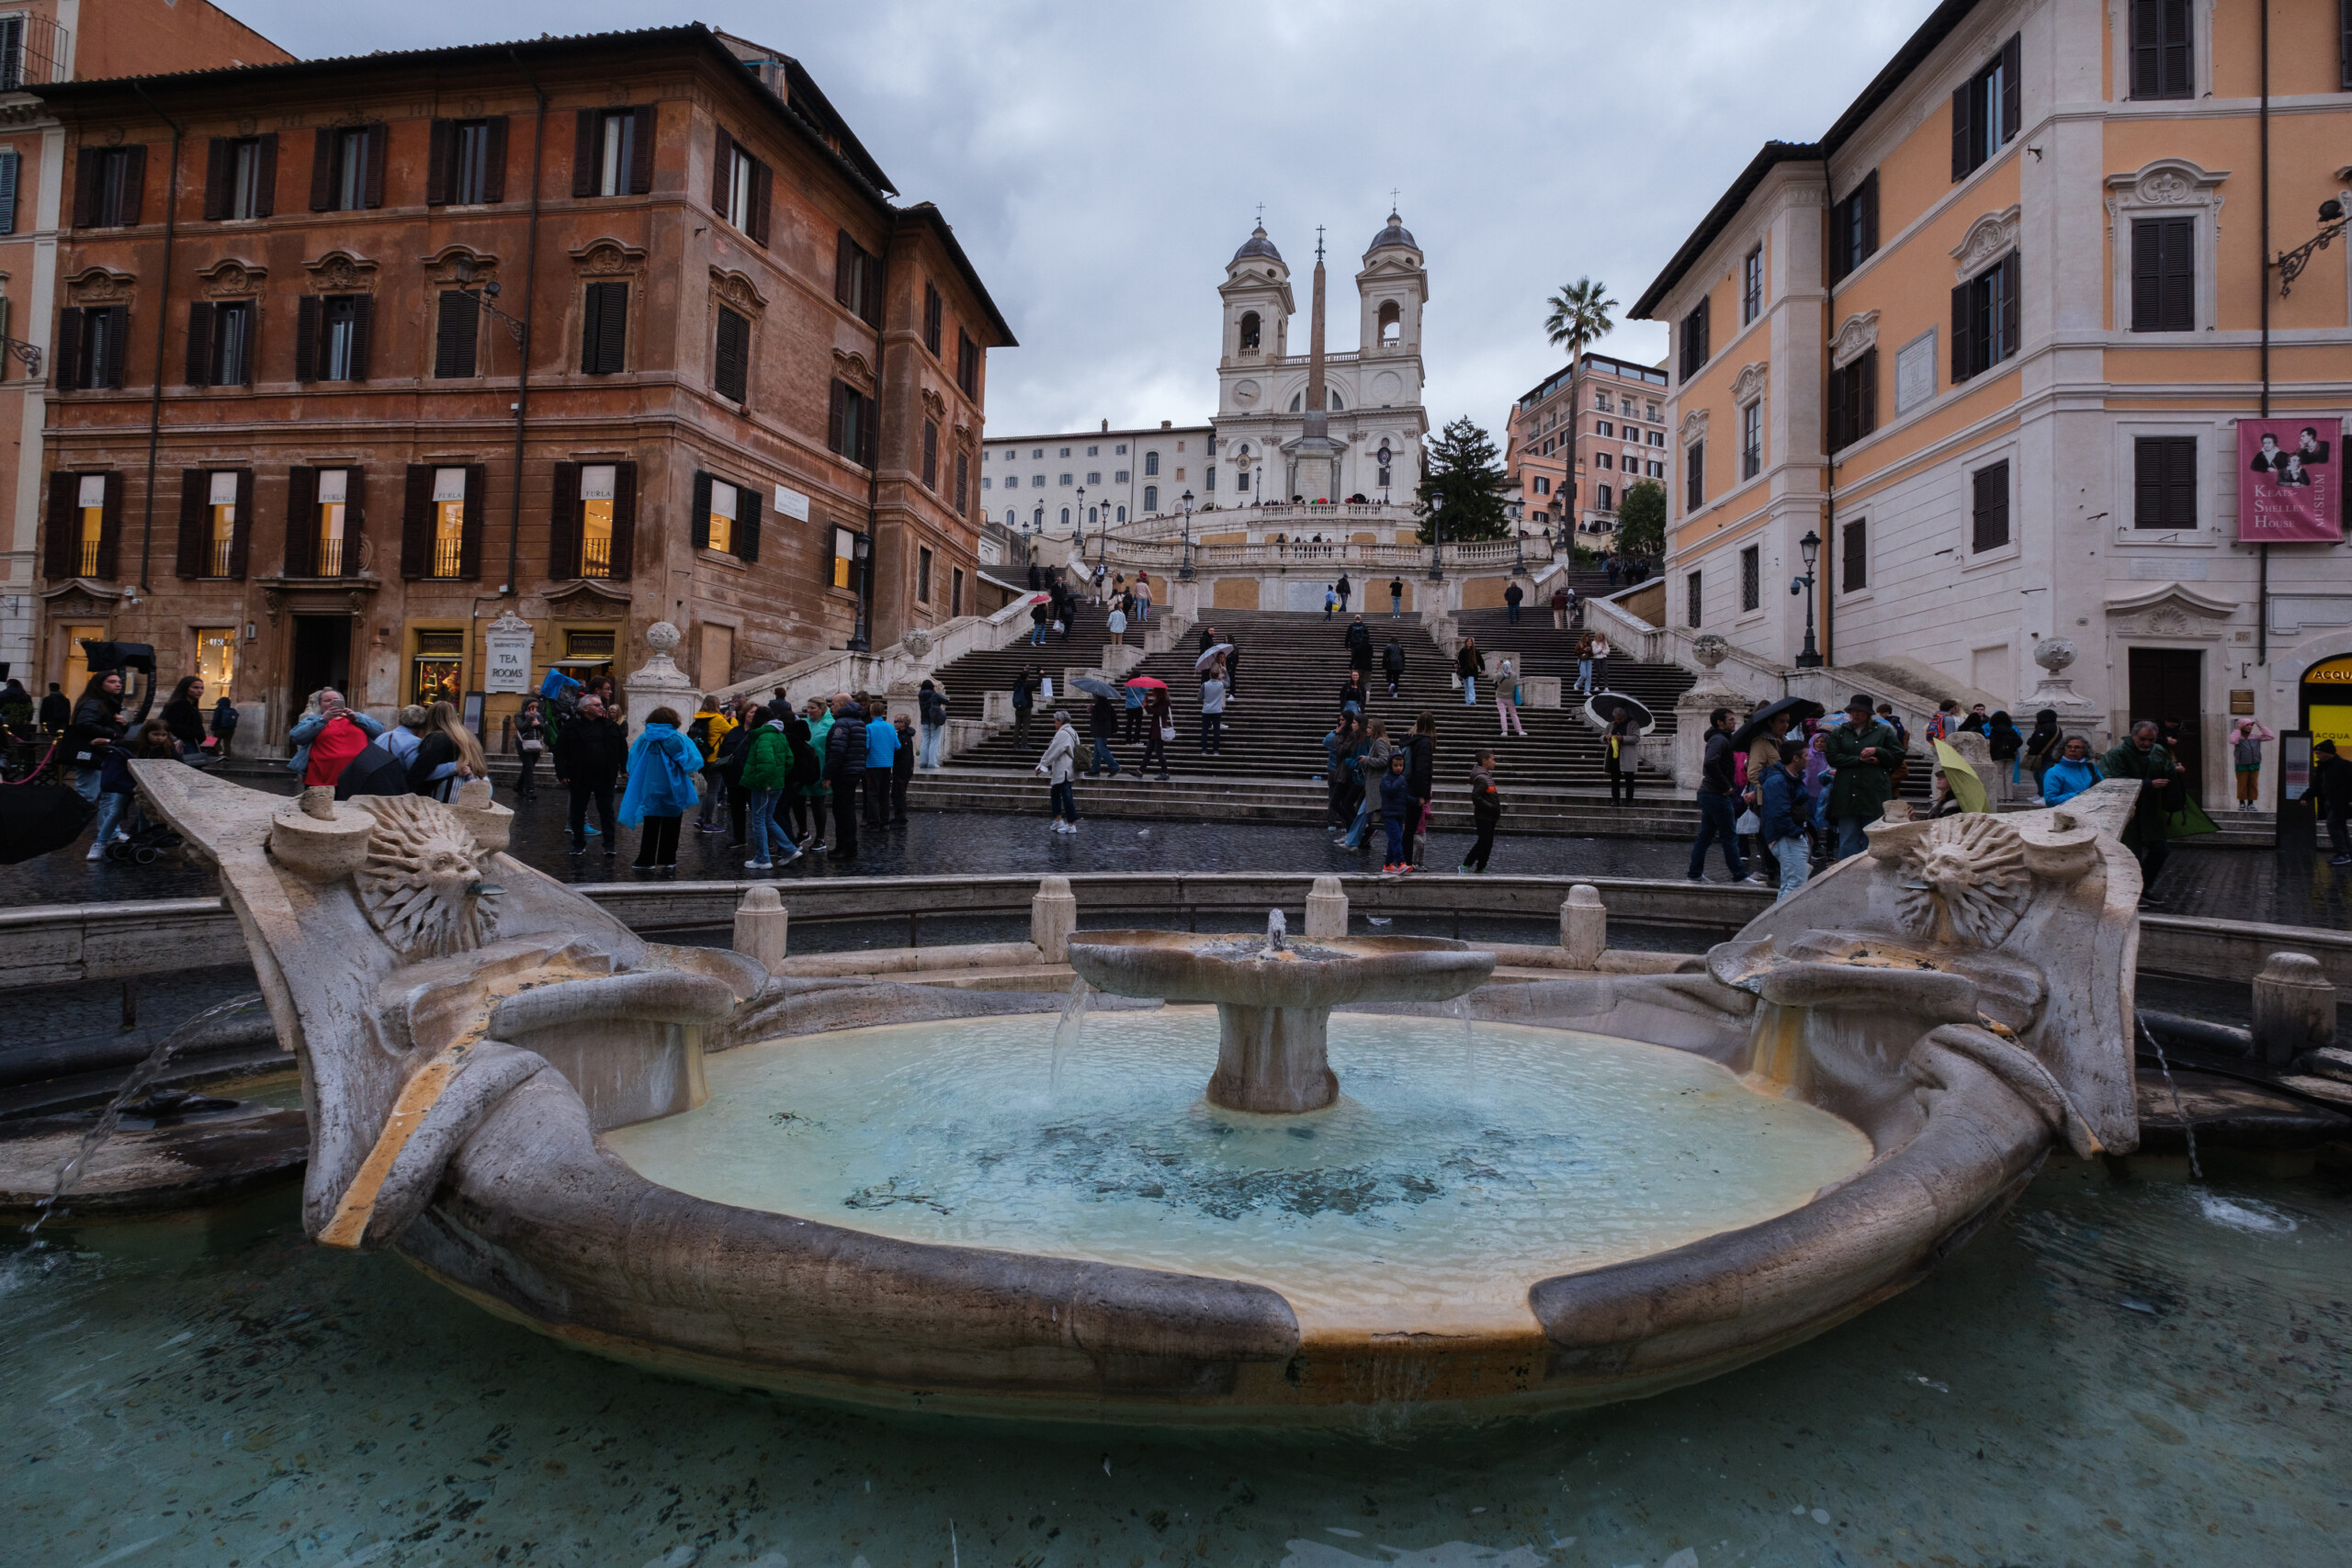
(1293, 227), (1343, 503)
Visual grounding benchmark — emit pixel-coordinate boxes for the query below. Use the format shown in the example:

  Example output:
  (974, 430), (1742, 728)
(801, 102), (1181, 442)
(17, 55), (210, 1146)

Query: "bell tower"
(1356, 209), (1427, 359)
(1219, 220), (1293, 367)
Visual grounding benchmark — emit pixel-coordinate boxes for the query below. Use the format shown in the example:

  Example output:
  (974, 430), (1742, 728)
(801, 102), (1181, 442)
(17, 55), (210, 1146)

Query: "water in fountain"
(1263, 907), (1286, 957)
(22, 992), (266, 1236)
(1048, 975), (1092, 1097)
(2138, 1016), (2203, 1181)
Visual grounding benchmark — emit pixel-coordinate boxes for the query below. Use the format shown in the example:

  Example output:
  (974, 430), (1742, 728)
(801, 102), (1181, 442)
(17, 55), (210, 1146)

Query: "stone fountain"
(130, 760), (2144, 1427)
(1066, 916), (1493, 1112)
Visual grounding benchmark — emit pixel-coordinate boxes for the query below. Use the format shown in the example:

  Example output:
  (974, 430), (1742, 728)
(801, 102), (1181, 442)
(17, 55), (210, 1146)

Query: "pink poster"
(2237, 418), (2345, 543)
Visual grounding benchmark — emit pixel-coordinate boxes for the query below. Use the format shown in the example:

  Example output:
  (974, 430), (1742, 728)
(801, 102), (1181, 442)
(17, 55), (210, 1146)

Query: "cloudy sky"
(227, 0), (1939, 438)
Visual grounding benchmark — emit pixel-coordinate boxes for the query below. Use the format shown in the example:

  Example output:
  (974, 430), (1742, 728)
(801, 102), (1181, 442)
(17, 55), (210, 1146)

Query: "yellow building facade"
(1633, 0), (2352, 798)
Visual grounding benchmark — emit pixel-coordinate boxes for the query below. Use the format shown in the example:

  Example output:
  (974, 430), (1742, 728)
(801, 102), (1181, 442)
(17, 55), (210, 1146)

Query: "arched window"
(1144, 451), (1159, 476)
(1033, 505), (1043, 528)
(1239, 310), (1261, 351)
(1115, 505), (1125, 522)
(1288, 390), (1341, 412)
(1059, 507), (1069, 527)
(1004, 508), (1015, 525)
(1377, 300), (1401, 344)
(1144, 485), (1159, 512)
(1088, 505), (1098, 525)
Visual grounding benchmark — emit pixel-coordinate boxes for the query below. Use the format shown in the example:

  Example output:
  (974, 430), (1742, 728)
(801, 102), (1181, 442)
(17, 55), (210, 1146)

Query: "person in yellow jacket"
(688, 696), (736, 833)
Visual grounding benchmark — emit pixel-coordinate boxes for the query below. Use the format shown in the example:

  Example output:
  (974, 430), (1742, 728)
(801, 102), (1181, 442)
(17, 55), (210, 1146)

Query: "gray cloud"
(221, 0), (1938, 438)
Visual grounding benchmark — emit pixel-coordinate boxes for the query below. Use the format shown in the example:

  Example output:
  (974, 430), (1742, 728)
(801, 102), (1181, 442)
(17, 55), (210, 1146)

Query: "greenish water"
(5, 1160), (2346, 1567)
(603, 1011), (1871, 1338)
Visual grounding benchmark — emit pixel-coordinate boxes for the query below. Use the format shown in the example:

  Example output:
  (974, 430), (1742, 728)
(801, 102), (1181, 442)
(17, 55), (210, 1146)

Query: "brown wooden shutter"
(690, 469), (712, 550)
(254, 134), (277, 216)
(1826, 356), (1847, 452)
(400, 465), (433, 578)
(956, 450), (968, 514)
(1951, 83), (1973, 181)
(736, 485), (760, 564)
(628, 105), (656, 193)
(426, 118), (451, 205)
(1951, 283), (1973, 382)
(175, 468), (206, 577)
(582, 281), (627, 374)
(228, 468), (254, 579)
(118, 145), (144, 225)
(710, 128), (732, 215)
(434, 291), (476, 378)
(1840, 518), (1866, 592)
(2133, 438), (2162, 526)
(571, 110), (599, 197)
(481, 117), (508, 203)
(860, 389), (879, 468)
(548, 460), (581, 580)
(52, 306), (81, 390)
(715, 308), (748, 401)
(343, 467), (366, 569)
(922, 419), (939, 490)
(607, 461), (636, 580)
(104, 306), (129, 388)
(1860, 170), (1879, 257)
(362, 125), (386, 209)
(42, 470), (75, 579)
(458, 465), (486, 579)
(751, 157), (772, 246)
(284, 466), (318, 576)
(184, 301), (214, 387)
(203, 138), (231, 220)
(96, 473), (123, 580)
(1857, 349), (1877, 442)
(2132, 218), (2193, 332)
(828, 379), (846, 455)
(1999, 33), (2022, 140)
(71, 146), (99, 227)
(309, 128), (334, 209)
(348, 294), (373, 381)
(834, 230), (854, 308)
(1999, 250), (2021, 363)
(294, 295), (320, 381)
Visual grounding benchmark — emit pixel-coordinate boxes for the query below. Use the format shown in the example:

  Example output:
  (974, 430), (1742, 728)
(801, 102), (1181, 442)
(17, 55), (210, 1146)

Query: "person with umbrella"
(1199, 661), (1228, 756)
(1687, 707), (1747, 883)
(1075, 678), (1123, 777)
(1133, 679), (1172, 780)
(1758, 739), (1812, 900)
(1603, 699), (1647, 806)
(1825, 693), (1904, 860)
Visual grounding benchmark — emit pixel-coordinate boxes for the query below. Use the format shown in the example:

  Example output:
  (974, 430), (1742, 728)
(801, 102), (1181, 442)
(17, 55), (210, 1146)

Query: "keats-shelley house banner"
(2237, 419), (2345, 544)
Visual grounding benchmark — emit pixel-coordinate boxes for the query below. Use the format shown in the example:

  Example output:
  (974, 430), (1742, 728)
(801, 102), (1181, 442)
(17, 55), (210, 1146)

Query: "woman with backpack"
(405, 701), (485, 802)
(1495, 659), (1526, 737)
(917, 680), (949, 769)
(687, 697), (736, 833)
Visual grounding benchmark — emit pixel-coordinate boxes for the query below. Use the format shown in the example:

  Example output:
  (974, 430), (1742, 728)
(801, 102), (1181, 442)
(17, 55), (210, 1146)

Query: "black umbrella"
(1584, 690), (1655, 732)
(0, 783), (97, 864)
(333, 738), (413, 800)
(1730, 695), (1826, 750)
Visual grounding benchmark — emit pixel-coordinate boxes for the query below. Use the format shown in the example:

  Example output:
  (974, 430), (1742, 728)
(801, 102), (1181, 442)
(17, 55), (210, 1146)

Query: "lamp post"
(1179, 489), (1195, 580)
(1425, 496), (1445, 581)
(846, 532), (875, 652)
(2276, 190), (2352, 296)
(1792, 528), (1824, 669)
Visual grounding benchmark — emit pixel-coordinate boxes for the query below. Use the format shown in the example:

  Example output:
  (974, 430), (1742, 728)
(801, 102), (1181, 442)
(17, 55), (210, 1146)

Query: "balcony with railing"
(206, 536), (233, 577)
(431, 536), (463, 578)
(0, 17), (71, 92)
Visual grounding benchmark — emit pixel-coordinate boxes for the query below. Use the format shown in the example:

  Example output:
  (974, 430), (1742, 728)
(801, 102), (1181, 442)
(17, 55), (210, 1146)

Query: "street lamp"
(1179, 489), (1196, 580)
(2278, 189), (2352, 296)
(1792, 528), (1824, 669)
(1426, 495), (1445, 581)
(846, 532), (875, 652)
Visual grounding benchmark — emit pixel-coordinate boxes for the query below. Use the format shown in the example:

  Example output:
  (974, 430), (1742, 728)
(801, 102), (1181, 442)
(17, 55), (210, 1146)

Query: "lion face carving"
(1894, 815), (2030, 948)
(353, 795), (503, 959)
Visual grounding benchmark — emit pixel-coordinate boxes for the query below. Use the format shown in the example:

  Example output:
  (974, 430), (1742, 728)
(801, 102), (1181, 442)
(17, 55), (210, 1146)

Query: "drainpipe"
(129, 81), (183, 595)
(1821, 191), (1837, 677)
(851, 213), (890, 654)
(2256, 7), (2270, 669)
(503, 49), (547, 599)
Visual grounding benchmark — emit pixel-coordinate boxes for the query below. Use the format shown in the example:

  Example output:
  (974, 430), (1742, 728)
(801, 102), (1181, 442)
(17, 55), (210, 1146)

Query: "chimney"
(1101, 419), (1109, 432)
(1161, 420), (1171, 429)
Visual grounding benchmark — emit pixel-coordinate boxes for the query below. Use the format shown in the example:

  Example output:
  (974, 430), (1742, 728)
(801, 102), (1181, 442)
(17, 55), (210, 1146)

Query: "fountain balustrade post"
(1560, 884), (1606, 968)
(2251, 952), (2335, 1066)
(1305, 875), (1349, 940)
(1032, 875), (1077, 964)
(733, 885), (788, 972)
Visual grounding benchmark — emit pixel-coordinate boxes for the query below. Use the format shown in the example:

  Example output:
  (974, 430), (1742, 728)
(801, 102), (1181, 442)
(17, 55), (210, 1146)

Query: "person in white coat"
(1036, 710), (1080, 832)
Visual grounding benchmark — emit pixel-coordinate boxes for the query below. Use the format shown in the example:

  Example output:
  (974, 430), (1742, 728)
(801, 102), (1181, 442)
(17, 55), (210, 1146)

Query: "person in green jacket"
(797, 698), (834, 852)
(737, 709), (802, 870)
(1824, 692), (1903, 859)
(2100, 720), (2185, 897)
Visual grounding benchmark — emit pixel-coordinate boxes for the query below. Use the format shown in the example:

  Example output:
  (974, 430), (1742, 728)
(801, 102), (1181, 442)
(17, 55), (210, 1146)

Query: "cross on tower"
(1254, 201), (1265, 226)
(1315, 224), (1325, 261)
(1389, 187), (1400, 211)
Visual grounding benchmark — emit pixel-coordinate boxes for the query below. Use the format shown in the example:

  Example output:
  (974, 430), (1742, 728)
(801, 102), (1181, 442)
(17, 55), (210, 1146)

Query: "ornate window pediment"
(1730, 361), (1769, 402)
(571, 239), (648, 276)
(920, 387), (946, 420)
(1829, 312), (1880, 370)
(197, 258), (267, 299)
(710, 266), (767, 315)
(423, 246), (500, 288)
(1679, 408), (1709, 446)
(66, 267), (135, 306)
(832, 348), (876, 391)
(305, 251), (379, 295)
(540, 578), (632, 616)
(2103, 581), (2235, 638)
(1950, 206), (2020, 281)
(2105, 158), (2229, 209)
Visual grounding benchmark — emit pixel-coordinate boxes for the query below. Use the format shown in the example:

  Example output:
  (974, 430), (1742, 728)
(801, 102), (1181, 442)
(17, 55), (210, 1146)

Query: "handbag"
(1735, 807), (1761, 835)
(1159, 722), (1176, 742)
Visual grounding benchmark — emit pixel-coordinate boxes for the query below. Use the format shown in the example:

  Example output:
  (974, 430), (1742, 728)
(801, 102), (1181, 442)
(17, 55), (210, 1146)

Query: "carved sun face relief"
(354, 795), (503, 960)
(1895, 814), (2031, 948)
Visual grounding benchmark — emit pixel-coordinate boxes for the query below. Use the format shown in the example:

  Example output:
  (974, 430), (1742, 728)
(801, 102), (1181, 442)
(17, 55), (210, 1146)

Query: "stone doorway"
(288, 614), (354, 734)
(2127, 647), (2202, 800)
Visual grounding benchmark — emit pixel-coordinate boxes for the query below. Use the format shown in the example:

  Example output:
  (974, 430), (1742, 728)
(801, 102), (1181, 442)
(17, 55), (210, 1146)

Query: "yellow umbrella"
(1932, 739), (1988, 814)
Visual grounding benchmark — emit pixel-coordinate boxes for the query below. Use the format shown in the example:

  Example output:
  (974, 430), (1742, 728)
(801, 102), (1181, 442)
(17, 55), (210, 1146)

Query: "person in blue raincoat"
(618, 705), (703, 870)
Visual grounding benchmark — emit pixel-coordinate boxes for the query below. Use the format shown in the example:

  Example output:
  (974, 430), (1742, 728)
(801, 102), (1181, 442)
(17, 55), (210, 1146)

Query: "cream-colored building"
(1632, 0), (2352, 798)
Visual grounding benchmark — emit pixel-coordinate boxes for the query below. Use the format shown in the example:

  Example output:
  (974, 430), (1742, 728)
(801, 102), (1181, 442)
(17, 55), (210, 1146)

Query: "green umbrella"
(1932, 740), (1988, 814)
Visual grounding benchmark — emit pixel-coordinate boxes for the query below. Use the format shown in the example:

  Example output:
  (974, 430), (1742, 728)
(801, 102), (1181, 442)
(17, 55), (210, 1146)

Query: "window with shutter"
(1830, 171), (1879, 281)
(1740, 245), (1762, 323)
(1828, 349), (1878, 452)
(1951, 252), (2019, 382)
(607, 461), (638, 580)
(43, 471), (79, 580)
(1678, 297), (1710, 381)
(0, 148), (17, 235)
(1971, 462), (2010, 552)
(208, 302), (254, 387)
(437, 118), (506, 205)
(581, 281), (628, 375)
(2131, 0), (2193, 99)
(1951, 35), (2021, 180)
(1686, 571), (1702, 628)
(922, 420), (939, 491)
(1684, 440), (1705, 512)
(1840, 518), (1867, 592)
(1739, 546), (1760, 613)
(1740, 400), (1762, 478)
(548, 461), (582, 581)
(957, 331), (980, 399)
(734, 483), (761, 566)
(82, 145), (144, 228)
(714, 307), (749, 402)
(922, 282), (943, 355)
(433, 291), (478, 378)
(2133, 437), (2199, 528)
(184, 301), (214, 388)
(955, 450), (969, 513)
(2130, 217), (2194, 332)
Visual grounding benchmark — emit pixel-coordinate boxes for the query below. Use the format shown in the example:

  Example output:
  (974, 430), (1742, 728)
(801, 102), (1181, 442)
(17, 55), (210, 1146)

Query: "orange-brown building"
(28, 23), (1012, 747)
(0, 0), (288, 691)
(1504, 351), (1670, 544)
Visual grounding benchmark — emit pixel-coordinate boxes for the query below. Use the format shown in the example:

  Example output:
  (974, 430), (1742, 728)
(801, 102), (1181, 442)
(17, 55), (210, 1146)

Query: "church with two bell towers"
(1214, 210), (1430, 508)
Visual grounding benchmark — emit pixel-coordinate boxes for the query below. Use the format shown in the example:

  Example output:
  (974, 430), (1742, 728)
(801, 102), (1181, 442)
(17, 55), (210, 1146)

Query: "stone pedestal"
(1208, 1006), (1338, 1114)
(1944, 731), (2007, 804)
(622, 621), (698, 740)
(1520, 675), (1563, 709)
(1560, 884), (1606, 968)
(1674, 634), (1740, 792)
(2253, 952), (2336, 1066)
(1032, 874), (1077, 964)
(733, 886), (788, 971)
(982, 691), (1013, 728)
(1304, 874), (1348, 939)
(945, 717), (987, 759)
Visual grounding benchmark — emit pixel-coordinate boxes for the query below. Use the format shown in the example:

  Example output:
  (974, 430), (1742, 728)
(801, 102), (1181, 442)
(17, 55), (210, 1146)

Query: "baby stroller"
(107, 815), (183, 865)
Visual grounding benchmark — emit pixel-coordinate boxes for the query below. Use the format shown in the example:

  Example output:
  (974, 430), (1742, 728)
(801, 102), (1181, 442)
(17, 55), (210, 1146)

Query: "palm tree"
(1544, 277), (1619, 365)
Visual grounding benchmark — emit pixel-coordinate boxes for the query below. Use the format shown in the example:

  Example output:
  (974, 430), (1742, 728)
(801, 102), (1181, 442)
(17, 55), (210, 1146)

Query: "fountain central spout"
(1264, 908), (1286, 956)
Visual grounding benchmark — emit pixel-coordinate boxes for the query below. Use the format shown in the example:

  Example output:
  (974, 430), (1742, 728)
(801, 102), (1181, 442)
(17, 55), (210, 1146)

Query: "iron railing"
(0, 17), (70, 92)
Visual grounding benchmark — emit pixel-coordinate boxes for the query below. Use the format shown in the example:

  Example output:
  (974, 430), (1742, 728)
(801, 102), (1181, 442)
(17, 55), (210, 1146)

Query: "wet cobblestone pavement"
(5, 768), (2341, 931)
